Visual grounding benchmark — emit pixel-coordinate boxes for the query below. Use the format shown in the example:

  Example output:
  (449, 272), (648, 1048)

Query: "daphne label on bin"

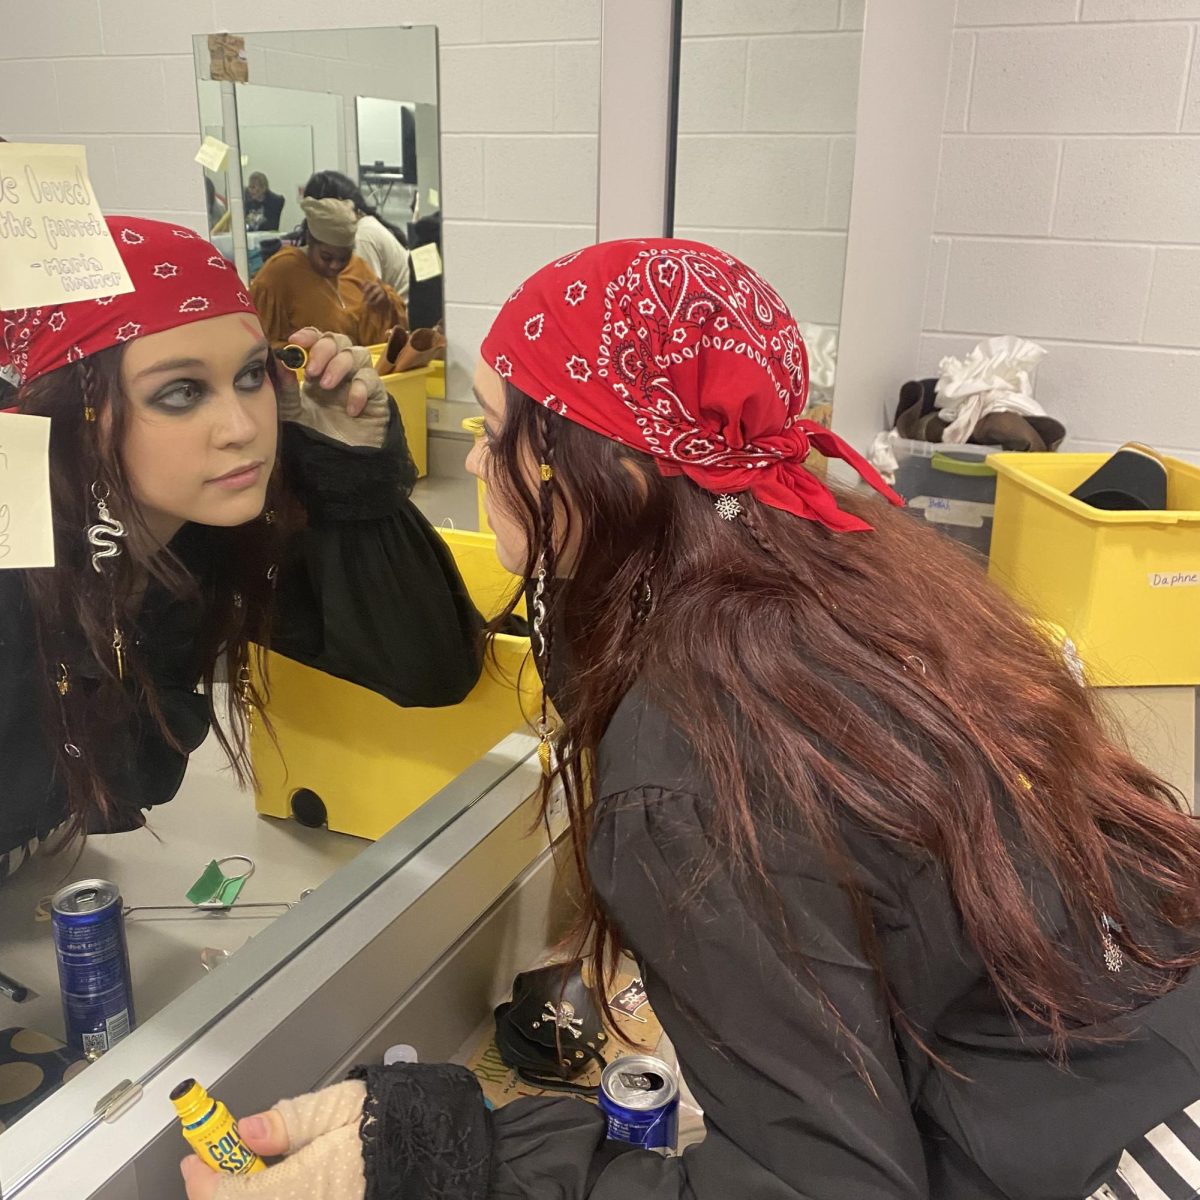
(1149, 571), (1199, 589)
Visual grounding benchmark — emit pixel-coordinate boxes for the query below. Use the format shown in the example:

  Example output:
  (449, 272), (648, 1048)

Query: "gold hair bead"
(56, 664), (71, 696)
(83, 406), (96, 422)
(537, 716), (555, 776)
(540, 463), (554, 482)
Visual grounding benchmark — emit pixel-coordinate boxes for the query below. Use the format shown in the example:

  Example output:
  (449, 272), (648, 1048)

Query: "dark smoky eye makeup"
(148, 379), (206, 412)
(237, 360), (269, 388)
(145, 355), (270, 412)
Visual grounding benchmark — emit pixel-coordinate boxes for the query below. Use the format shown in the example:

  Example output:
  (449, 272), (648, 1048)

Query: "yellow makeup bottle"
(171, 1078), (266, 1176)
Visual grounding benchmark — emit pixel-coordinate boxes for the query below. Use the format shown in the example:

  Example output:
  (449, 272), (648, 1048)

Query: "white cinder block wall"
(674, 0), (865, 329)
(921, 0), (1200, 460)
(0, 0), (600, 405)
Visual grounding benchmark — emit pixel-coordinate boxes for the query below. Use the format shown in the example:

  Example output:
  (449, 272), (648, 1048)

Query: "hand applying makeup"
(275, 327), (390, 449)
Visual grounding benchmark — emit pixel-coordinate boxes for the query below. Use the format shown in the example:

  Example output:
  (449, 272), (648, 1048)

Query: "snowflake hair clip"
(715, 494), (743, 521)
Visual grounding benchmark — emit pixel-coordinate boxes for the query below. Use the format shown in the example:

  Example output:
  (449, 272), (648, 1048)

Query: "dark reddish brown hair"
(485, 383), (1200, 1061)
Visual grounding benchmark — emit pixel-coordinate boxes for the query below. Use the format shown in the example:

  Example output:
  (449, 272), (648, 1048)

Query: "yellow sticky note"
(0, 143), (135, 310)
(0, 413), (54, 569)
(194, 136), (231, 173)
(410, 242), (442, 282)
(428, 188), (439, 208)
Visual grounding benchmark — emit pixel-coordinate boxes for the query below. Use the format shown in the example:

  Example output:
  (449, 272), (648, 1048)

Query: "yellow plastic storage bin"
(426, 359), (445, 400)
(462, 415), (491, 534)
(381, 365), (429, 479)
(251, 529), (536, 840)
(987, 452), (1200, 686)
(365, 345), (428, 479)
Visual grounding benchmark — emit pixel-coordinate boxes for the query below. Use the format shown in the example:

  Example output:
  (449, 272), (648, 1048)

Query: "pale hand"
(276, 328), (390, 448)
(180, 1080), (367, 1200)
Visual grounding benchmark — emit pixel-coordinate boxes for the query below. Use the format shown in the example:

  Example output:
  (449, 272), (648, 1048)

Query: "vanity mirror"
(671, 0), (866, 417)
(0, 13), (603, 1179)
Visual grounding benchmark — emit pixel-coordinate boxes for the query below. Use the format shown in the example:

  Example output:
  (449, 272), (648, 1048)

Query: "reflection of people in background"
(250, 197), (407, 347)
(303, 170), (410, 300)
(245, 171), (285, 232)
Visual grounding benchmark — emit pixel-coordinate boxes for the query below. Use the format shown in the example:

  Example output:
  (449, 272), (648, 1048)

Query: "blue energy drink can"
(51, 879), (135, 1060)
(599, 1054), (679, 1155)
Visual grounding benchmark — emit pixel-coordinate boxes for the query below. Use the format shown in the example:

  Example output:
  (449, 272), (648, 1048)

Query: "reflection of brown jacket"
(250, 246), (407, 346)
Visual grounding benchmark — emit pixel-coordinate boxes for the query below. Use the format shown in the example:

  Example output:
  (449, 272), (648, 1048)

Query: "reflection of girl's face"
(248, 179), (266, 201)
(467, 359), (529, 575)
(118, 313), (278, 546)
(307, 239), (352, 280)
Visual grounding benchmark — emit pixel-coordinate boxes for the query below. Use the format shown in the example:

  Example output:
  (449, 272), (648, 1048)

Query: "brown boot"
(393, 327), (447, 373)
(377, 326), (409, 375)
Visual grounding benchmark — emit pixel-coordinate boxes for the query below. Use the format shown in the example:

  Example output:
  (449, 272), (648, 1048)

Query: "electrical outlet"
(426, 405), (440, 424)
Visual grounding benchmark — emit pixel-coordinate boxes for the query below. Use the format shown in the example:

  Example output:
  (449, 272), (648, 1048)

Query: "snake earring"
(86, 483), (125, 573)
(86, 483), (129, 681)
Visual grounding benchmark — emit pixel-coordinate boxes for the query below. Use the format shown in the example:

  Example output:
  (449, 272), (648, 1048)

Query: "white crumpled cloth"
(934, 335), (1048, 444)
(869, 335), (1051, 480)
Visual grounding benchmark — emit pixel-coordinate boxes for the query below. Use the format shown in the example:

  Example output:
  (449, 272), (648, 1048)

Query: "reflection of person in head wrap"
(249, 196), (407, 347)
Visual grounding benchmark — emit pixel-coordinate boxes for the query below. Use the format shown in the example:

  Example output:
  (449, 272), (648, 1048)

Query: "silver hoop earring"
(87, 482), (125, 573)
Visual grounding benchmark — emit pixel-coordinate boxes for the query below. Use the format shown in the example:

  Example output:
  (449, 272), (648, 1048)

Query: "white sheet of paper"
(194, 136), (232, 173)
(427, 188), (439, 208)
(0, 142), (135, 309)
(0, 412), (54, 569)
(410, 242), (443, 282)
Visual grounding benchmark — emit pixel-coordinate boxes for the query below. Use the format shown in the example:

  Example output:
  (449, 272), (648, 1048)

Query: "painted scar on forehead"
(237, 315), (264, 340)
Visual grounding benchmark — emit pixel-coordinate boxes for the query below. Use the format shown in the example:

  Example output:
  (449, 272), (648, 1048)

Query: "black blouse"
(359, 683), (1200, 1199)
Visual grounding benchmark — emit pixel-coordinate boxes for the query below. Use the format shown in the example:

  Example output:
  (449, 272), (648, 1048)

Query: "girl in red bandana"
(0, 217), (481, 884)
(185, 242), (1200, 1200)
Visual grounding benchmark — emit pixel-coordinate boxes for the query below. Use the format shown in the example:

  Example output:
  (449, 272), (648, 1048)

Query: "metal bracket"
(93, 1079), (142, 1123)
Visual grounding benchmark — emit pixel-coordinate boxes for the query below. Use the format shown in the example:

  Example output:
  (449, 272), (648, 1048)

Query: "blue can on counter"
(599, 1054), (679, 1155)
(51, 879), (135, 1060)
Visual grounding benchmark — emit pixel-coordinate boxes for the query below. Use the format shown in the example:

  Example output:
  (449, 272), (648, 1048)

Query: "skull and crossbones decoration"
(531, 999), (584, 1040)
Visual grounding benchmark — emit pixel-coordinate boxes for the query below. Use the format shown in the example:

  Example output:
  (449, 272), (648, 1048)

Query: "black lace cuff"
(282, 404), (418, 523)
(348, 1063), (492, 1200)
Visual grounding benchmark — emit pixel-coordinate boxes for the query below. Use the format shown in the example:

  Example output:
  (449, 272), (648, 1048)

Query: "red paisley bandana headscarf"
(0, 216), (258, 390)
(481, 238), (901, 533)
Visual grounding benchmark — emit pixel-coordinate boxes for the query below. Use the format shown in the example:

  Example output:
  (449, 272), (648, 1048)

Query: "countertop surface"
(0, 728), (367, 1047)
